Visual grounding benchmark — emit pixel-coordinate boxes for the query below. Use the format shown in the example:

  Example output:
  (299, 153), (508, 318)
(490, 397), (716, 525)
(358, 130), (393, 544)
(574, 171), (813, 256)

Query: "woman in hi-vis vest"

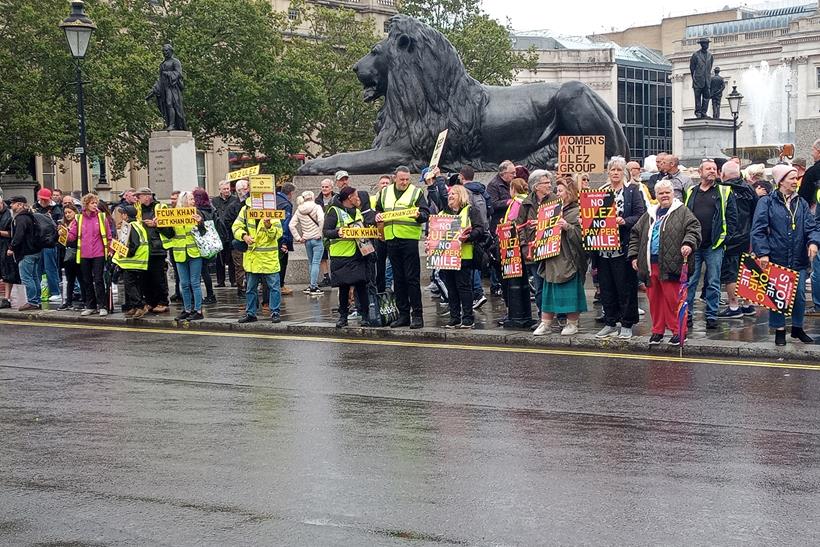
(68, 193), (114, 316)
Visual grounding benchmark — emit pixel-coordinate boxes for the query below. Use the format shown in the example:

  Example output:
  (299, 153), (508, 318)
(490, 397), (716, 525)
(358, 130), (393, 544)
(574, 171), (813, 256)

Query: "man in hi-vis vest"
(375, 165), (430, 329)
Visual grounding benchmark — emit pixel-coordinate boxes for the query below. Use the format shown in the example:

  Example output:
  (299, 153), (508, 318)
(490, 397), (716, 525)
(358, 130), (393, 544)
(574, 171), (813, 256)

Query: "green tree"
(399, 0), (536, 86)
(283, 1), (383, 158)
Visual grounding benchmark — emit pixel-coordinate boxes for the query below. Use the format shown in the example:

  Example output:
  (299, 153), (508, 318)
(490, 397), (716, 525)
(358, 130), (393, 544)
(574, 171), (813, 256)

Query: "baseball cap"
(339, 186), (357, 201)
(9, 196), (28, 204)
(37, 188), (52, 200)
(335, 170), (350, 181)
(134, 187), (154, 196)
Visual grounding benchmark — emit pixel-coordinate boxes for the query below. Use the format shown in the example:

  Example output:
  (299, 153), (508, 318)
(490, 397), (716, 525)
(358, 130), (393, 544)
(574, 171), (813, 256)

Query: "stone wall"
(795, 118), (820, 165)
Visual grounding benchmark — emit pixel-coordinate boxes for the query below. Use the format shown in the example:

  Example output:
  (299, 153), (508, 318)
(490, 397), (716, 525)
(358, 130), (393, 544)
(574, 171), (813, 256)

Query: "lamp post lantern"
(726, 84), (743, 157)
(59, 0), (96, 195)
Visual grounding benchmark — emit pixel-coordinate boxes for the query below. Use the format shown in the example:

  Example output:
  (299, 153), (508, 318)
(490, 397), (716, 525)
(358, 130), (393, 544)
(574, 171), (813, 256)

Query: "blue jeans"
(472, 269), (485, 299)
(811, 255), (820, 311)
(40, 246), (61, 296)
(770, 269), (807, 329)
(385, 259), (394, 291)
(305, 239), (324, 288)
(19, 253), (42, 306)
(246, 272), (280, 317)
(177, 257), (203, 312)
(686, 247), (724, 321)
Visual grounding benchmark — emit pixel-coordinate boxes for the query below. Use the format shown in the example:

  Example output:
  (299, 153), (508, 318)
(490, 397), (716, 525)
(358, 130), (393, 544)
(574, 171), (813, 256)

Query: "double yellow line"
(1, 319), (818, 372)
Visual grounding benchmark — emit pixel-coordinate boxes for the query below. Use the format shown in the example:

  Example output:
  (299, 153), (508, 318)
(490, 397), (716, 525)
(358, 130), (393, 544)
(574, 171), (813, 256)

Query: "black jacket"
(426, 177), (449, 214)
(599, 183), (647, 254)
(486, 174), (510, 230)
(685, 183), (738, 250)
(798, 163), (820, 206)
(720, 177), (757, 256)
(138, 200), (175, 257)
(223, 193), (249, 233)
(34, 202), (63, 224)
(323, 205), (369, 286)
(10, 210), (38, 258)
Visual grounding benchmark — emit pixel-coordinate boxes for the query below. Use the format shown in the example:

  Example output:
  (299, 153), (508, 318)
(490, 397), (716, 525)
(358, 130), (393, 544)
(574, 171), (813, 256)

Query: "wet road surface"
(1, 322), (819, 545)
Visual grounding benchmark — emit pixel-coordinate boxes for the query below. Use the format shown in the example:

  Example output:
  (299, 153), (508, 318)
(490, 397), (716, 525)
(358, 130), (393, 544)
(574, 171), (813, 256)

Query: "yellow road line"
(1, 318), (818, 372)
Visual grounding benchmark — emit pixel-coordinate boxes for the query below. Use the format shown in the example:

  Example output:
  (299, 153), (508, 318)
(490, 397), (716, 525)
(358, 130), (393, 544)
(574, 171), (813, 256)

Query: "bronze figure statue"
(710, 67), (726, 119)
(297, 15), (629, 175)
(689, 37), (714, 119)
(146, 44), (188, 131)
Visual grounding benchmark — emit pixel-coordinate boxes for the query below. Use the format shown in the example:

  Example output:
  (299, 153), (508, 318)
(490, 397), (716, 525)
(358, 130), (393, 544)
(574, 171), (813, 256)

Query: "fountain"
(739, 61), (793, 145)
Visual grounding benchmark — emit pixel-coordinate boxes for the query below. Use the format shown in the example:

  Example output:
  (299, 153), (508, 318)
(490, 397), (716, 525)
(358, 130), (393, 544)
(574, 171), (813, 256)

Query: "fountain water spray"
(740, 61), (793, 144)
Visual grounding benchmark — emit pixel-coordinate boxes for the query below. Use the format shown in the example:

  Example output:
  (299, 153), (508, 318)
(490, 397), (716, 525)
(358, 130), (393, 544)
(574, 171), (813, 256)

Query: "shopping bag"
(192, 220), (223, 259)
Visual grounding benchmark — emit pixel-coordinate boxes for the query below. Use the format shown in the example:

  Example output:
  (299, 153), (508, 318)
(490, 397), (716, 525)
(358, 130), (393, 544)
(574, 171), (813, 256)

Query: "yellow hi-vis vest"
(329, 207), (364, 257)
(113, 222), (149, 270)
(153, 203), (174, 250)
(380, 184), (422, 240)
(685, 184), (731, 249)
(171, 221), (201, 262)
(75, 212), (109, 264)
(458, 205), (473, 260)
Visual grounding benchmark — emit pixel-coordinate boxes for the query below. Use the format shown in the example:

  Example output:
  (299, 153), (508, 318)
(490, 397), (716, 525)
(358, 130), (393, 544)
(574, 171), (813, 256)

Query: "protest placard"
(425, 214), (462, 270)
(246, 209), (286, 220)
(156, 207), (197, 227)
(557, 135), (605, 174)
(380, 208), (419, 221)
(339, 227), (381, 239)
(57, 225), (68, 247)
(735, 254), (799, 314)
(249, 174), (275, 194)
(226, 165), (260, 181)
(109, 238), (128, 258)
(529, 200), (563, 260)
(497, 222), (523, 278)
(580, 190), (620, 251)
(428, 129), (448, 171)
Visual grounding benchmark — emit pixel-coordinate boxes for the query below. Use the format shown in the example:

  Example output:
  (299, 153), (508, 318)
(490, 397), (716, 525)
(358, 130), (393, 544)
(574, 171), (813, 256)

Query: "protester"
(68, 193), (114, 316)
(9, 197), (43, 310)
(372, 175), (393, 293)
(113, 205), (149, 319)
(324, 186), (371, 327)
(664, 155), (692, 200)
(499, 177), (532, 325)
(627, 160), (654, 209)
(276, 182), (295, 296)
(487, 160), (516, 296)
(595, 157), (646, 339)
(684, 160), (737, 329)
(170, 191), (206, 321)
(57, 204), (83, 311)
(223, 179), (249, 297)
(628, 180), (701, 345)
(289, 190), (325, 295)
(533, 176), (587, 336)
(191, 188), (217, 305)
(717, 160), (758, 319)
(316, 177), (336, 288)
(458, 165), (491, 310)
(233, 190), (283, 324)
(135, 187), (173, 313)
(423, 167), (448, 213)
(436, 185), (483, 329)
(211, 180), (238, 288)
(518, 170), (553, 317)
(33, 188), (63, 302)
(797, 139), (820, 206)
(751, 164), (820, 345)
(375, 165), (430, 328)
(0, 197), (17, 308)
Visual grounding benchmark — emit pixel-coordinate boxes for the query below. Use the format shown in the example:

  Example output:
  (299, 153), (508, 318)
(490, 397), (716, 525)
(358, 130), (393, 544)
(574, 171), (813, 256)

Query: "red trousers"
(647, 263), (681, 335)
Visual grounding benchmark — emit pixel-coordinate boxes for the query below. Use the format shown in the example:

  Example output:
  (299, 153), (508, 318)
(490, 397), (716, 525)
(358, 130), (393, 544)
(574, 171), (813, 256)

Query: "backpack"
(32, 212), (58, 249)
(464, 183), (493, 228)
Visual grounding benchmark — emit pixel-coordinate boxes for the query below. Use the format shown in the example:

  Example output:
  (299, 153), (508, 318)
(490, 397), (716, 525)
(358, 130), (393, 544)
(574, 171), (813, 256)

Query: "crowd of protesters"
(2, 139), (820, 347)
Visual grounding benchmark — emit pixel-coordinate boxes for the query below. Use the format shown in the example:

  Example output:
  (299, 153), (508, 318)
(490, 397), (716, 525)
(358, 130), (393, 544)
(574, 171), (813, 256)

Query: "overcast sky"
(482, 0), (806, 37)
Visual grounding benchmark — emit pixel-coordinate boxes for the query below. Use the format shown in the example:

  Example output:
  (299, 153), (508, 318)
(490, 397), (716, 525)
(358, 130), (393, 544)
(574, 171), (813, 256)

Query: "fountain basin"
(722, 144), (794, 165)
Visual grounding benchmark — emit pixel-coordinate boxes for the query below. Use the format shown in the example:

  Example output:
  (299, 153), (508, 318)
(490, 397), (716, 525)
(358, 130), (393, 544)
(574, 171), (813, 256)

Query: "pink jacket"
(68, 211), (113, 259)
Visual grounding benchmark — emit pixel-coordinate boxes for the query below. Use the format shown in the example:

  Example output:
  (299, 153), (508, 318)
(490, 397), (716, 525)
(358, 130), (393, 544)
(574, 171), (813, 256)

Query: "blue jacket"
(751, 191), (820, 271)
(277, 192), (294, 250)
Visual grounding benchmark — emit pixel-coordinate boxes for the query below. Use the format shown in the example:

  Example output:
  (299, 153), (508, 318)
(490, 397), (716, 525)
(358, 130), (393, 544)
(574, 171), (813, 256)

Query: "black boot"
(791, 327), (814, 344)
(336, 314), (348, 328)
(775, 329), (786, 346)
(390, 315), (411, 328)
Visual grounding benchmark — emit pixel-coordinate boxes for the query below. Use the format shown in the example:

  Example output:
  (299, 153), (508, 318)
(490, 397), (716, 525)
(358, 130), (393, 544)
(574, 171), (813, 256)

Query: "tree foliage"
(399, 0), (537, 86)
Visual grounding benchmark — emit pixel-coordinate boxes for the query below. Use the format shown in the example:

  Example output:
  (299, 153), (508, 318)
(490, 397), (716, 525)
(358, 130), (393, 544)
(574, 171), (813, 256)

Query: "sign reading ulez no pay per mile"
(557, 135), (605, 174)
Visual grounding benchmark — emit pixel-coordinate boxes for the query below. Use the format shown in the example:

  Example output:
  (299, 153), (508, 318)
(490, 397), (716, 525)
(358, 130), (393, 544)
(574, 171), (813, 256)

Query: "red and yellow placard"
(497, 221), (523, 278)
(425, 214), (462, 271)
(735, 254), (799, 314)
(530, 200), (562, 260)
(580, 190), (620, 251)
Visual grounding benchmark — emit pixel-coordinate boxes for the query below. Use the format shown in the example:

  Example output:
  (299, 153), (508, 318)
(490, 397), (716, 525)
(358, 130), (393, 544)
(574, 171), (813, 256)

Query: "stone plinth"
(148, 130), (197, 199)
(679, 117), (735, 167)
(0, 175), (37, 203)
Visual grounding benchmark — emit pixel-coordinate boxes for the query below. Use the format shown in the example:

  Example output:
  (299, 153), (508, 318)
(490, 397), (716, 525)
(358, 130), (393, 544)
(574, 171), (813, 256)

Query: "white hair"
(607, 156), (626, 171)
(654, 179), (675, 193)
(528, 169), (551, 186)
(722, 161), (740, 179)
(296, 190), (315, 206)
(175, 191), (193, 208)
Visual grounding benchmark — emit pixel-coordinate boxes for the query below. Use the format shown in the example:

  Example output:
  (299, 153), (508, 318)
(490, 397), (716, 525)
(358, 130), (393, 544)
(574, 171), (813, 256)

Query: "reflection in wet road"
(1, 323), (819, 545)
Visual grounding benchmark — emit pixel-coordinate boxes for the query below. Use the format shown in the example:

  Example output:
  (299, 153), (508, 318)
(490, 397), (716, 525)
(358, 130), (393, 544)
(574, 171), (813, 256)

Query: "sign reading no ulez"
(557, 135), (605, 174)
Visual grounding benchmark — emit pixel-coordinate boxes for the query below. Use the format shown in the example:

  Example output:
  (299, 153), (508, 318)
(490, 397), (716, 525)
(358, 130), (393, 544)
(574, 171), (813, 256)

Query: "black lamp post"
(726, 84), (743, 157)
(59, 1), (96, 195)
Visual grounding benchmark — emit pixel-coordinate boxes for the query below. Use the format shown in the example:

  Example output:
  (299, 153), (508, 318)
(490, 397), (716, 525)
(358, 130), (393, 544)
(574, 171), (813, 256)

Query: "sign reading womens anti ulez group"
(557, 135), (605, 174)
(529, 200), (562, 260)
(735, 254), (799, 314)
(497, 222), (523, 278)
(425, 214), (462, 271)
(580, 190), (620, 251)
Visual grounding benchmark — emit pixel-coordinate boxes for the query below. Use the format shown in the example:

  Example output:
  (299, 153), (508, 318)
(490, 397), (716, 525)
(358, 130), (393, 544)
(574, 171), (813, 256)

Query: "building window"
(42, 157), (57, 188)
(816, 66), (820, 88)
(288, 8), (298, 20)
(616, 63), (672, 161)
(196, 151), (206, 188)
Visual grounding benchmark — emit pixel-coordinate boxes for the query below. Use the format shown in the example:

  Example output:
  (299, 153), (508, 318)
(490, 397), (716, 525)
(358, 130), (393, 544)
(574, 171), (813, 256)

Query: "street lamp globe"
(785, 81), (793, 95)
(727, 85), (743, 117)
(59, 1), (96, 60)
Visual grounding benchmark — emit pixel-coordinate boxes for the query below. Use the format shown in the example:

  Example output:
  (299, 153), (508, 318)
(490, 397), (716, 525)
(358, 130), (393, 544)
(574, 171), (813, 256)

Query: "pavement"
(2, 274), (820, 365)
(1, 322), (820, 545)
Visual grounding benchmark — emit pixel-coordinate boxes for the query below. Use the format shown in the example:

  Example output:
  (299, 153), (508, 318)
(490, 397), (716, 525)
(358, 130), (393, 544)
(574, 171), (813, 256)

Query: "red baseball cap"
(37, 188), (52, 200)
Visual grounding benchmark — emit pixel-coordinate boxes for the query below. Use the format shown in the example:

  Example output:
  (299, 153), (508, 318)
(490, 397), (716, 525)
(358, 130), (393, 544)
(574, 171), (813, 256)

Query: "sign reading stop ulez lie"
(580, 190), (620, 251)
(735, 254), (799, 314)
(557, 135), (605, 174)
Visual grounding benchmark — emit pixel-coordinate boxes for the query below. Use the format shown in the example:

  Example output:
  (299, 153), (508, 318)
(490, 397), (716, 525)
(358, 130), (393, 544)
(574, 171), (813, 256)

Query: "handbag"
(376, 290), (400, 327)
(191, 220), (223, 259)
(63, 247), (77, 264)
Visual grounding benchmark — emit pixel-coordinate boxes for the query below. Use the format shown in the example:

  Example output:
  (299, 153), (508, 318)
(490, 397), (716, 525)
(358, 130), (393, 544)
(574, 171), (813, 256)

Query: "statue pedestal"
(148, 130), (197, 200)
(0, 175), (37, 204)
(679, 118), (735, 167)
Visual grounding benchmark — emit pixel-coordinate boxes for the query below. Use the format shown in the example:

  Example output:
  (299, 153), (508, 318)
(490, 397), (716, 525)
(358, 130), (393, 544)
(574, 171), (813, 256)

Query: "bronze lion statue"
(297, 15), (629, 175)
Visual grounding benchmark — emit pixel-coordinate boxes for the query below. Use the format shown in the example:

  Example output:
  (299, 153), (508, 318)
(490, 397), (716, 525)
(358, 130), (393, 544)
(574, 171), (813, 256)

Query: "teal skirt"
(541, 273), (588, 314)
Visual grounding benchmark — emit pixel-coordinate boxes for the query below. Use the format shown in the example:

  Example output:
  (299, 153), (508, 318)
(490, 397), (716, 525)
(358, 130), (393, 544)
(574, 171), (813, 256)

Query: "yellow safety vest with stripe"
(231, 204), (282, 274)
(503, 193), (528, 223)
(171, 219), (201, 262)
(154, 203), (174, 250)
(329, 206), (364, 258)
(369, 194), (378, 210)
(75, 212), (109, 264)
(457, 205), (473, 260)
(380, 184), (422, 240)
(685, 184), (731, 249)
(113, 222), (149, 271)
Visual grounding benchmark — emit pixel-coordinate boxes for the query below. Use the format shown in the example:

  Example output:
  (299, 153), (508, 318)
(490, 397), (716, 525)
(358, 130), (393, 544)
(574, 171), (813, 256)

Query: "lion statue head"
(353, 15), (489, 171)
